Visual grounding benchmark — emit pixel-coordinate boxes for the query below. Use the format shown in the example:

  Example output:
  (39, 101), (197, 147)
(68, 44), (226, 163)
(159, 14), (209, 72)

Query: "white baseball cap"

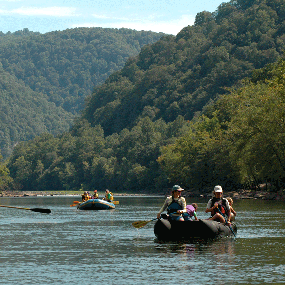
(214, 185), (223, 193)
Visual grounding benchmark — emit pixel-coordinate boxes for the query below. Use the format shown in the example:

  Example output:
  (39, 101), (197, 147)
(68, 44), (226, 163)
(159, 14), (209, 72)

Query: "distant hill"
(0, 28), (165, 158)
(82, 0), (285, 136)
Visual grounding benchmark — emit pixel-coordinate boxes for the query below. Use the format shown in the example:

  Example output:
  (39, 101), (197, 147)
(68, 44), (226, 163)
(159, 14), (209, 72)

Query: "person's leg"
(229, 213), (235, 222)
(216, 213), (225, 223)
(209, 213), (218, 221)
(209, 213), (225, 223)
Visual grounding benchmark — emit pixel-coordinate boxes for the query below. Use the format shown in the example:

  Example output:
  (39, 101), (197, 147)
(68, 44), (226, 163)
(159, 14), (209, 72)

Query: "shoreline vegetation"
(1, 187), (284, 201)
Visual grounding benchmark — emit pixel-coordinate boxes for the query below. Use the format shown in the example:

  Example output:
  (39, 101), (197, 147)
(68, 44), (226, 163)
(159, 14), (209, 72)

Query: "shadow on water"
(154, 236), (236, 256)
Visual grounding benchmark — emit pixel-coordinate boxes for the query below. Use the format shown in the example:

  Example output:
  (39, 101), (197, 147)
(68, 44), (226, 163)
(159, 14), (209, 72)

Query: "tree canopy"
(0, 27), (165, 158)
(82, 0), (285, 136)
(159, 57), (285, 191)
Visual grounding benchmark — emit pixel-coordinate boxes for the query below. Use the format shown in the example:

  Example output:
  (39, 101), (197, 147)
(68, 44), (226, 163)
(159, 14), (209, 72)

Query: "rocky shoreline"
(184, 188), (285, 201)
(0, 190), (156, 198)
(0, 188), (284, 200)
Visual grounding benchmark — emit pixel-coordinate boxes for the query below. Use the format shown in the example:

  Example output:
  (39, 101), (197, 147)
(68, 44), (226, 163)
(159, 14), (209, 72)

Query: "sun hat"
(172, 185), (184, 191)
(214, 185), (223, 193)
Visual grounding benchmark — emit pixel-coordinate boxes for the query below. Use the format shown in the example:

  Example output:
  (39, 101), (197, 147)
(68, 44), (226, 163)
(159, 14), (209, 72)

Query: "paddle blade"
(30, 208), (51, 214)
(112, 201), (119, 205)
(73, 201), (81, 204)
(132, 220), (153, 229)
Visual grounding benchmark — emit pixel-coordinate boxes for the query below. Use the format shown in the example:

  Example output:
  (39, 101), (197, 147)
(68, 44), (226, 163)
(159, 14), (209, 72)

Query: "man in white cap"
(157, 185), (187, 221)
(205, 185), (231, 223)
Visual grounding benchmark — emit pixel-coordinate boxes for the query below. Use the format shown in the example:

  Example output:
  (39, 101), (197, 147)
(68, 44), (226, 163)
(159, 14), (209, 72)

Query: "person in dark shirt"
(205, 185), (231, 224)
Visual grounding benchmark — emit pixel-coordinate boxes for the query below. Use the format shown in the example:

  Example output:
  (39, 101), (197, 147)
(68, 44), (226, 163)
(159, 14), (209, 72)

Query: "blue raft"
(154, 218), (237, 241)
(77, 199), (115, 210)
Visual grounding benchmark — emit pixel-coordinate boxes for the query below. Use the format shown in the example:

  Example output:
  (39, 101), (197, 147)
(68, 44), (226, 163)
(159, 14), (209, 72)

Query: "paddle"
(70, 201), (81, 207)
(216, 208), (236, 238)
(0, 205), (51, 214)
(132, 218), (157, 229)
(100, 199), (119, 205)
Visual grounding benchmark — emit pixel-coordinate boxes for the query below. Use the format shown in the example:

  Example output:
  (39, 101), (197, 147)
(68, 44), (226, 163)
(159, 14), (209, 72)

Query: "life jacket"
(105, 192), (113, 202)
(210, 197), (227, 215)
(82, 193), (89, 202)
(93, 193), (99, 199)
(167, 198), (183, 214)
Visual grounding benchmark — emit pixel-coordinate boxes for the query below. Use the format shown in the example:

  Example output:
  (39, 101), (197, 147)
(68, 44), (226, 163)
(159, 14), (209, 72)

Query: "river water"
(0, 195), (284, 284)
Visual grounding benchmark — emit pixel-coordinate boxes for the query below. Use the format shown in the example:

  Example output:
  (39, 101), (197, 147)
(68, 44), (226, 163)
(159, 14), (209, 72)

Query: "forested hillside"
(0, 65), (73, 156)
(0, 28), (165, 158)
(159, 56), (285, 192)
(5, 0), (285, 193)
(82, 0), (285, 135)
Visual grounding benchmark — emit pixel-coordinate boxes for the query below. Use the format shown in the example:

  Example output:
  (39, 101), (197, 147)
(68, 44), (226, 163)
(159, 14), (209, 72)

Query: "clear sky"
(0, 0), (229, 35)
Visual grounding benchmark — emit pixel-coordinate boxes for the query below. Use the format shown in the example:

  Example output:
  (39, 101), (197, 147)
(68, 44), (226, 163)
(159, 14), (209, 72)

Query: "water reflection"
(0, 196), (284, 284)
(154, 237), (235, 257)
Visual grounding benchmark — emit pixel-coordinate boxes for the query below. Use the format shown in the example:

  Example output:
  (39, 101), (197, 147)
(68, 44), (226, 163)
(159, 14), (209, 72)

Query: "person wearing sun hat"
(157, 185), (187, 221)
(205, 185), (231, 223)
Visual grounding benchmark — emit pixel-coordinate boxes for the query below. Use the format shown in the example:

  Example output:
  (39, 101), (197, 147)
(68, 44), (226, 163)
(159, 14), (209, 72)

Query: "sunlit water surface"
(0, 196), (284, 284)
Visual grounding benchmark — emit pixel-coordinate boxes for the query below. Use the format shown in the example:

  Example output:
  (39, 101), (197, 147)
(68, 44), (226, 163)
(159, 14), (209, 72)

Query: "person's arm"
(205, 199), (217, 213)
(231, 206), (237, 216)
(225, 200), (231, 223)
(157, 197), (170, 218)
(177, 197), (187, 214)
(193, 211), (198, 220)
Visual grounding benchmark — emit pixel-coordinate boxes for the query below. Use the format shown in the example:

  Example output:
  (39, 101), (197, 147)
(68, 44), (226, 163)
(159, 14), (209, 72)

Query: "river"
(0, 195), (284, 284)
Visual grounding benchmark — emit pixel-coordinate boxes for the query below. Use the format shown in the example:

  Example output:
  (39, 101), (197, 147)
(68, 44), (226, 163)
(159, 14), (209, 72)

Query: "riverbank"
(183, 188), (285, 201)
(0, 190), (155, 198)
(1, 188), (284, 200)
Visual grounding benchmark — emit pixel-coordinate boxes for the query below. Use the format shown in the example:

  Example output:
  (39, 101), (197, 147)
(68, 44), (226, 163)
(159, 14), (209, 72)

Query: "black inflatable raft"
(154, 218), (237, 241)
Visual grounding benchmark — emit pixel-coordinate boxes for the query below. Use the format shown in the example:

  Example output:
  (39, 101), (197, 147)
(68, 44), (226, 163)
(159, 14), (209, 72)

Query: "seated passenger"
(156, 185), (186, 221)
(92, 190), (99, 199)
(82, 191), (90, 202)
(183, 203), (198, 221)
(205, 185), (231, 224)
(226, 197), (236, 222)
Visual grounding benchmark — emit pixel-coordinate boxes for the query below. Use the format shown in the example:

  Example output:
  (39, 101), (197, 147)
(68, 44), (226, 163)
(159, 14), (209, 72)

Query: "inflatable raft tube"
(154, 218), (237, 241)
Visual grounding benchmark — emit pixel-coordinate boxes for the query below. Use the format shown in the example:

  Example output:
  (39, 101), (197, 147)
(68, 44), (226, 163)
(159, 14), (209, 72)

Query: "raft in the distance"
(154, 218), (237, 241)
(77, 199), (115, 210)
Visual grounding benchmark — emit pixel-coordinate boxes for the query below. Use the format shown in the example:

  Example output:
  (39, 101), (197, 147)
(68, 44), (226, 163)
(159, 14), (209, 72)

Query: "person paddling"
(205, 185), (231, 224)
(157, 185), (187, 221)
(103, 189), (113, 202)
